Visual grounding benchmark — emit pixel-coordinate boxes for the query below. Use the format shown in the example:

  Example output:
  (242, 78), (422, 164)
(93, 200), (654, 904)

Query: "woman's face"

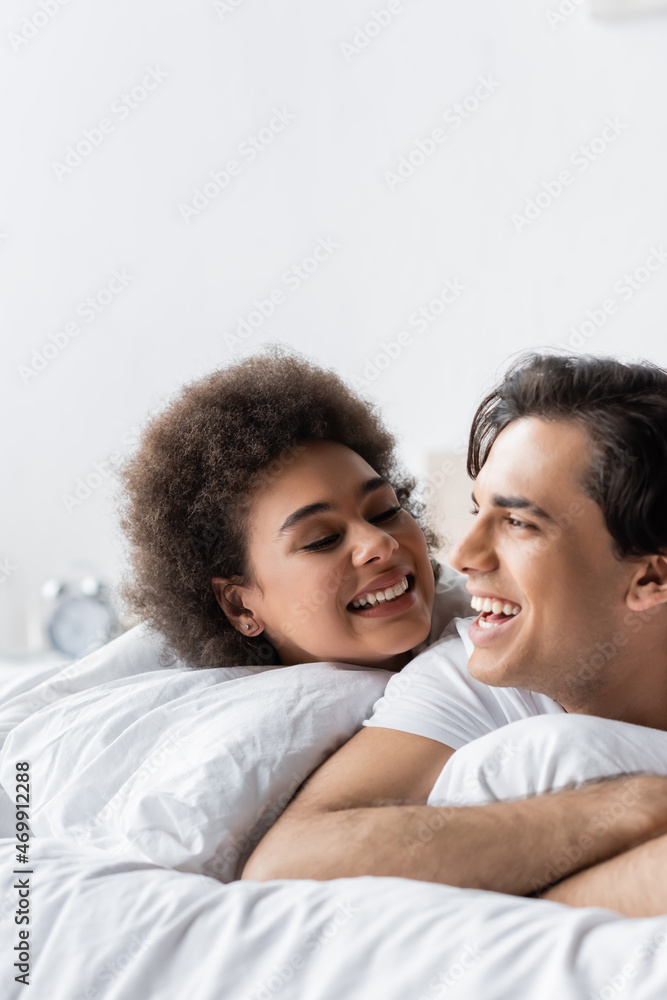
(214, 440), (435, 669)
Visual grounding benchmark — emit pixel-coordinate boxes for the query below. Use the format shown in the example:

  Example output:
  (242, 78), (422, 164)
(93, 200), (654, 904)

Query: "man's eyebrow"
(471, 491), (555, 522)
(278, 477), (391, 535)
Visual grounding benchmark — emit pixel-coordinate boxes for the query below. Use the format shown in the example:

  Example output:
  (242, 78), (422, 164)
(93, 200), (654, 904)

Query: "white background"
(2, 0), (666, 652)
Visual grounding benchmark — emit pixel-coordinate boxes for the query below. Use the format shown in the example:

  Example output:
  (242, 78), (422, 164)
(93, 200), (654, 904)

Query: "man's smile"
(467, 591), (523, 642)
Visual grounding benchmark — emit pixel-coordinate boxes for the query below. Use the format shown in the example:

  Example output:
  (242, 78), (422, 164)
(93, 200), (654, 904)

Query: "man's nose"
(449, 518), (497, 576)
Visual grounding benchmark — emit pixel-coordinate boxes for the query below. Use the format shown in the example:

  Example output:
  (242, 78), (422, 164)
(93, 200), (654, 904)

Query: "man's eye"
(302, 534), (340, 552)
(372, 505), (402, 523)
(507, 516), (532, 529)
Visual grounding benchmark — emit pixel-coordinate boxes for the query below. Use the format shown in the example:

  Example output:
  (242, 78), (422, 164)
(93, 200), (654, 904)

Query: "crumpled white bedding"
(2, 625), (667, 999)
(0, 626), (391, 880)
(1, 835), (667, 1000)
(429, 712), (667, 807)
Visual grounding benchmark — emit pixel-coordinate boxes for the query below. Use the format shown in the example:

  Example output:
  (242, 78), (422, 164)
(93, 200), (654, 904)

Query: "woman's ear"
(626, 555), (667, 612)
(211, 576), (264, 637)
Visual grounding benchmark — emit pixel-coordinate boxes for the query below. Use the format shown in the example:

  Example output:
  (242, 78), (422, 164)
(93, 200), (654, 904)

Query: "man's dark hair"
(468, 352), (667, 558)
(118, 348), (439, 669)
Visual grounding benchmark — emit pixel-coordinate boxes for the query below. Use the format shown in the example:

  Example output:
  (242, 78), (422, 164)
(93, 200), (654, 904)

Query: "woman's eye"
(301, 505), (401, 551)
(302, 534), (340, 552)
(469, 505), (479, 516)
(371, 505), (402, 523)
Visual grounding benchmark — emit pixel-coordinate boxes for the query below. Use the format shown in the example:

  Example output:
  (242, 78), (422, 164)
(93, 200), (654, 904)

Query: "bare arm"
(242, 726), (667, 895)
(540, 830), (667, 916)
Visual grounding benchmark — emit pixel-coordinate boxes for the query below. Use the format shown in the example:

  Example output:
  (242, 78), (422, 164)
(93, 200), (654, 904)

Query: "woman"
(119, 349), (470, 671)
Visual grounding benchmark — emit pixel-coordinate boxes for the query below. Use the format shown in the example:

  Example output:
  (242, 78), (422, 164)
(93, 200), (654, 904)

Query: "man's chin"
(467, 649), (516, 688)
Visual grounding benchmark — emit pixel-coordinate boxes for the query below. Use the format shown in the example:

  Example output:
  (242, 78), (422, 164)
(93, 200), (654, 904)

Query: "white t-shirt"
(363, 618), (564, 749)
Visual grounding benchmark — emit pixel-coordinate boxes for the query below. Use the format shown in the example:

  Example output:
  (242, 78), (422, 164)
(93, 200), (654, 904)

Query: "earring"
(243, 624), (251, 630)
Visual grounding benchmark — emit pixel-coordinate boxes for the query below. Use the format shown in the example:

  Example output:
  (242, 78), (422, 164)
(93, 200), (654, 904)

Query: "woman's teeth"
(351, 576), (409, 609)
(470, 596), (520, 616)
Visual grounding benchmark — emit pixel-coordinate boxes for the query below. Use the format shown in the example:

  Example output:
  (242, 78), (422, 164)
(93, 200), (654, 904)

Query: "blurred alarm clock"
(42, 573), (121, 658)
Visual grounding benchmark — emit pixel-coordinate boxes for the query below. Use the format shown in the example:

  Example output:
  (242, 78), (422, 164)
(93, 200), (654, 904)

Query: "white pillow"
(428, 713), (667, 807)
(0, 653), (390, 881)
(0, 567), (468, 881)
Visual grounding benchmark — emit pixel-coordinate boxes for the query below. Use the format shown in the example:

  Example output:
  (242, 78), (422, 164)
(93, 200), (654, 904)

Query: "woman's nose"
(350, 522), (399, 565)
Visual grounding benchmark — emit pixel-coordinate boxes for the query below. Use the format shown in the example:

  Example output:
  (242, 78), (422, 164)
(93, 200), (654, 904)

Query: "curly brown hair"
(117, 348), (440, 669)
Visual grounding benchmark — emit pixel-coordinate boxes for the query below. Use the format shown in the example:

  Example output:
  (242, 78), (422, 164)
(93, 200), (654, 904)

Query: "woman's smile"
(347, 572), (417, 618)
(228, 440), (436, 669)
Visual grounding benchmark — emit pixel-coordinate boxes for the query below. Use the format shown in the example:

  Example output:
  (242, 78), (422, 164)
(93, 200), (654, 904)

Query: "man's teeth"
(351, 577), (409, 609)
(470, 596), (521, 615)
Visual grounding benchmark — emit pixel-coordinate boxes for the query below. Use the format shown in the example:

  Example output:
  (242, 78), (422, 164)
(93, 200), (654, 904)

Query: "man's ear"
(210, 576), (264, 637)
(626, 555), (667, 612)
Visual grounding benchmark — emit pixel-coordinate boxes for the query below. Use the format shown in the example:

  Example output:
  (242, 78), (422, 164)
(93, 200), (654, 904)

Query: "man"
(242, 353), (667, 916)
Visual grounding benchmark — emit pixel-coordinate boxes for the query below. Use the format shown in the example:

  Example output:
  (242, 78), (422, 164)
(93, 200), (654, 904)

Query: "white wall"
(2, 0), (666, 651)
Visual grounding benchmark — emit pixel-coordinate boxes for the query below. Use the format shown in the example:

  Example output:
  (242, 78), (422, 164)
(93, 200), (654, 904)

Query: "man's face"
(449, 417), (642, 708)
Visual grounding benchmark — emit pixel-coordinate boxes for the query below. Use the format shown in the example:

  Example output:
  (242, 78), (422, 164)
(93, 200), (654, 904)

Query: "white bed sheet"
(3, 626), (667, 998)
(1, 835), (667, 1000)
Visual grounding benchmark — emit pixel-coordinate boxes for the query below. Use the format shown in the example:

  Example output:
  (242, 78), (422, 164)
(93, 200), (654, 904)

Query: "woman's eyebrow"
(361, 476), (390, 496)
(278, 477), (391, 535)
(279, 502), (332, 535)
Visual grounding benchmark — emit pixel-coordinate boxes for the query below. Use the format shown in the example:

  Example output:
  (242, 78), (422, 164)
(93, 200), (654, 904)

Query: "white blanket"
(3, 630), (667, 998)
(2, 836), (667, 1000)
